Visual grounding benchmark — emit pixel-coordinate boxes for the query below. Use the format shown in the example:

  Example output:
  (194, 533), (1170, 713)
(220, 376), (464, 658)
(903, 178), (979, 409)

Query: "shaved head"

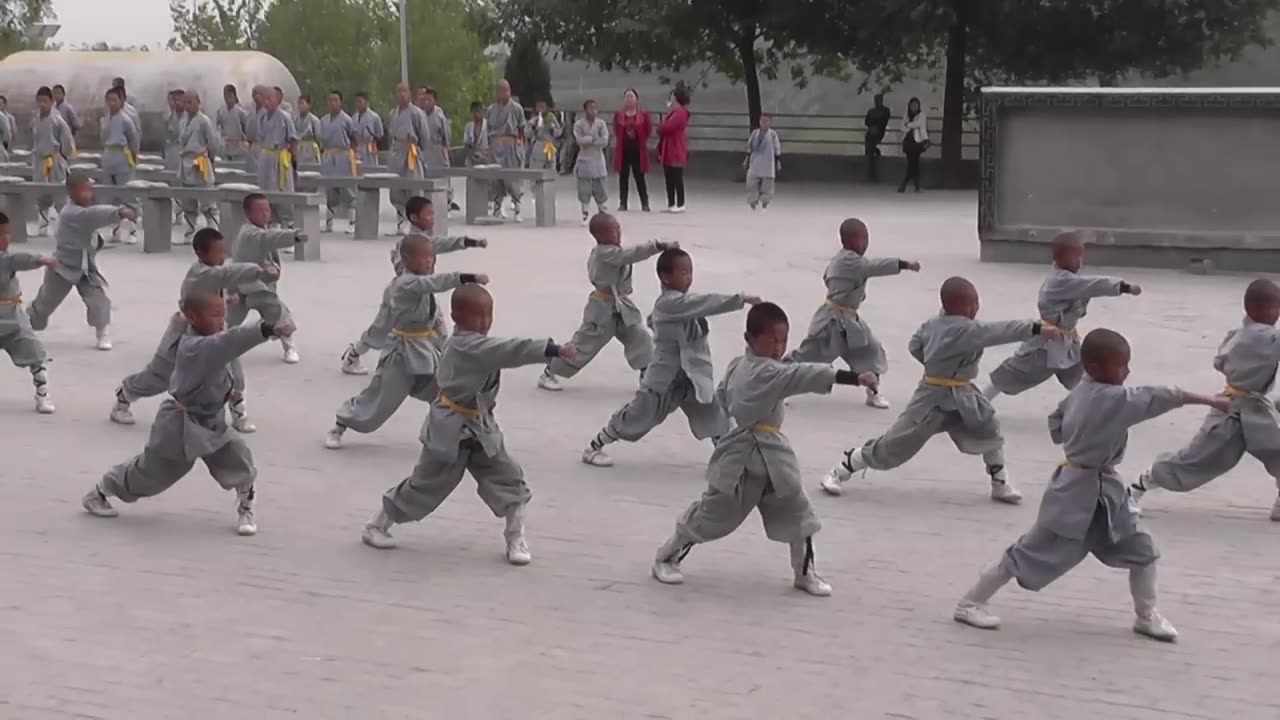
(452, 283), (492, 314)
(1245, 278), (1280, 307)
(588, 211), (617, 240)
(1081, 328), (1130, 367)
(179, 289), (222, 314)
(399, 233), (435, 258)
(940, 276), (976, 310)
(839, 218), (867, 240)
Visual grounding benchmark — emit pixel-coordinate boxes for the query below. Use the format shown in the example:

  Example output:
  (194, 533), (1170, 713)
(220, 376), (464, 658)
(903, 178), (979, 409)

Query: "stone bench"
(292, 172), (451, 239)
(1, 179), (324, 260)
(429, 166), (558, 227)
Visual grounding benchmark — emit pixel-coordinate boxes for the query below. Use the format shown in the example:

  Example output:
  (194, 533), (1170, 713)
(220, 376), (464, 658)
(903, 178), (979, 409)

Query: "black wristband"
(464, 237), (480, 247)
(1031, 322), (1042, 336)
(544, 341), (560, 358)
(1119, 281), (1132, 294)
(897, 260), (911, 270)
(259, 322), (274, 339)
(459, 273), (478, 284)
(834, 369), (863, 386)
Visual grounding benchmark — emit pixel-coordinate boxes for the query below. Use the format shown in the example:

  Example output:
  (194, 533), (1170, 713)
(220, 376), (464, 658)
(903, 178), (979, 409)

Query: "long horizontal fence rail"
(563, 110), (981, 160)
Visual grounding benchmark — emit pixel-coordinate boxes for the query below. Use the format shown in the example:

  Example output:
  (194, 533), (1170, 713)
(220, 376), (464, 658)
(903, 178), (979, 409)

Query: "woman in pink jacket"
(656, 85), (690, 213)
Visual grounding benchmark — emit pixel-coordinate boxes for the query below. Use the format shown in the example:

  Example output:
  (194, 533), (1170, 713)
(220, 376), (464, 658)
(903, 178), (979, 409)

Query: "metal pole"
(398, 0), (409, 85)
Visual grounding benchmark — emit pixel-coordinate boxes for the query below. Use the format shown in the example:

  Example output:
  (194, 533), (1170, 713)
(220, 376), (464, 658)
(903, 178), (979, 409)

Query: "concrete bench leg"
(294, 204), (321, 261)
(3, 194), (29, 243)
(220, 201), (245, 241)
(534, 180), (557, 227)
(354, 187), (380, 240)
(427, 184), (449, 237)
(142, 197), (174, 253)
(465, 177), (486, 225)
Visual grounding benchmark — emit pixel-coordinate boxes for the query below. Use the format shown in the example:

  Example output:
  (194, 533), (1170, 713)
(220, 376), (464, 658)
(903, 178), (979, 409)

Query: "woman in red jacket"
(612, 88), (651, 212)
(656, 85), (691, 213)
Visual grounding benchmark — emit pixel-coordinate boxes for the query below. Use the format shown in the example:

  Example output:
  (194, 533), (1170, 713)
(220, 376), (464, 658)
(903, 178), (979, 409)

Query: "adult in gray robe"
(255, 97), (300, 227)
(216, 86), (249, 161)
(352, 95), (384, 168)
(319, 95), (358, 233)
(176, 93), (224, 242)
(486, 80), (527, 219)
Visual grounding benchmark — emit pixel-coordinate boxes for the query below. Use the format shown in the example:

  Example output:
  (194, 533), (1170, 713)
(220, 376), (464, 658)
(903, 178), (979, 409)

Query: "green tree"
(832, 0), (1280, 184)
(167, 0), (266, 50)
(503, 35), (553, 107)
(0, 0), (56, 59)
(494, 0), (849, 128)
(257, 0), (392, 100)
(397, 0), (496, 137)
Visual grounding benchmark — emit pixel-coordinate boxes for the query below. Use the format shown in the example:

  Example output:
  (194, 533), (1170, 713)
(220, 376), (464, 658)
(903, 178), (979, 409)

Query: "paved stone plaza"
(2, 179), (1277, 719)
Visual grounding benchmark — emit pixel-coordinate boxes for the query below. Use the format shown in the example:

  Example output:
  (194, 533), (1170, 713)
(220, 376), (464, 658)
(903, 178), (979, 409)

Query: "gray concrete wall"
(978, 88), (1280, 272)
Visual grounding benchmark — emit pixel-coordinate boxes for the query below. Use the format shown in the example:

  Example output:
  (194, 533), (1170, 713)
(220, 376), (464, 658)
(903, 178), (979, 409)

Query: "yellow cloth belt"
(1223, 384), (1249, 398)
(1040, 318), (1080, 340)
(40, 154), (54, 181)
(327, 147), (359, 175)
(107, 144), (136, 167)
(0, 294), (22, 305)
(265, 148), (293, 188)
(1061, 460), (1115, 473)
(922, 375), (972, 388)
(190, 152), (213, 183)
(541, 141), (556, 161)
(593, 289), (627, 301)
(825, 298), (859, 315)
(392, 327), (439, 339)
(752, 422), (780, 433)
(308, 140), (321, 161)
(437, 391), (480, 418)
(406, 143), (419, 170)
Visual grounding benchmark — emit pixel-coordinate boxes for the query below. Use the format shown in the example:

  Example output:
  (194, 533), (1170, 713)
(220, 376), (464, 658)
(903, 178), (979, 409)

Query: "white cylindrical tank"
(0, 50), (301, 151)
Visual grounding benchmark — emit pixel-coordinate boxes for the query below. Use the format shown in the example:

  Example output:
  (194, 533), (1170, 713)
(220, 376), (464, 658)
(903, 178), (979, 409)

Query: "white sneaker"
(513, 207), (523, 223)
(793, 571), (833, 597)
(673, 206), (686, 214)
(536, 371), (563, 392)
(324, 217), (334, 232)
(1133, 611), (1178, 642)
(651, 560), (684, 585)
(953, 602), (1001, 630)
(283, 347), (301, 364)
(81, 487), (119, 518)
(662, 206), (676, 214)
(340, 345), (368, 375)
(230, 404), (257, 434)
(990, 480), (1023, 505)
(235, 493), (257, 536)
(110, 401), (136, 425)
(580, 211), (589, 226)
(35, 394), (55, 414)
(345, 222), (356, 236)
(581, 446), (614, 467)
(492, 202), (506, 219)
(865, 388), (890, 409)
(819, 450), (866, 496)
(1128, 472), (1149, 516)
(95, 330), (113, 351)
(506, 535), (532, 565)
(361, 510), (397, 549)
(324, 426), (345, 449)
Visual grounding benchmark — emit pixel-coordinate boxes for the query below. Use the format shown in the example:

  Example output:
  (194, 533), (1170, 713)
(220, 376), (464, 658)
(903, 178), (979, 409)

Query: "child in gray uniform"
(339, 196), (487, 376)
(788, 218), (920, 410)
(83, 290), (296, 536)
(744, 114), (781, 210)
(361, 285), (576, 565)
(581, 248), (760, 467)
(982, 231), (1141, 400)
(820, 276), (1062, 503)
(228, 193), (307, 364)
(954, 328), (1229, 642)
(573, 99), (609, 224)
(325, 236), (487, 449)
(537, 212), (673, 392)
(653, 303), (878, 596)
(111, 228), (275, 433)
(27, 173), (135, 351)
(1130, 279), (1280, 521)
(0, 212), (57, 413)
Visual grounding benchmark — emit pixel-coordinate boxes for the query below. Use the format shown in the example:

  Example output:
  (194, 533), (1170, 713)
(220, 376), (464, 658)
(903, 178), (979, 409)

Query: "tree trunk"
(941, 0), (969, 188)
(736, 28), (761, 130)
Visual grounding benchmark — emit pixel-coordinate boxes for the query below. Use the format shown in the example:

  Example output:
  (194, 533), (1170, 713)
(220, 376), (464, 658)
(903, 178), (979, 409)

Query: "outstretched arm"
(656, 292), (748, 321)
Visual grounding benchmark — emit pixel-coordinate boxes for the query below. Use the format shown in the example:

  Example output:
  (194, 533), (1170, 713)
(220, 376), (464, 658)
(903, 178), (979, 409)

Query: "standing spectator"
(656, 85), (690, 213)
(898, 97), (929, 193)
(612, 88), (651, 212)
(52, 85), (80, 139)
(744, 113), (781, 211)
(863, 93), (890, 182)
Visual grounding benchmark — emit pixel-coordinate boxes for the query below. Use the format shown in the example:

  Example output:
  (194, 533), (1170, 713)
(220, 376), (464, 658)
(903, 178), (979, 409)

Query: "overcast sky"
(52, 0), (172, 48)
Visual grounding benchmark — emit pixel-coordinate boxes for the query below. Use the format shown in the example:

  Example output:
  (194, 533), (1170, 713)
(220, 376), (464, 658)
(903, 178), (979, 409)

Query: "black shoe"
(619, 203), (628, 212)
(449, 202), (461, 212)
(641, 203), (651, 212)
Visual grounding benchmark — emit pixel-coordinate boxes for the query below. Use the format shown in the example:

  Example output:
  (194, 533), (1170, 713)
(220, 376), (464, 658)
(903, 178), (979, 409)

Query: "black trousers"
(618, 139), (648, 208)
(900, 152), (921, 191)
(663, 165), (685, 208)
